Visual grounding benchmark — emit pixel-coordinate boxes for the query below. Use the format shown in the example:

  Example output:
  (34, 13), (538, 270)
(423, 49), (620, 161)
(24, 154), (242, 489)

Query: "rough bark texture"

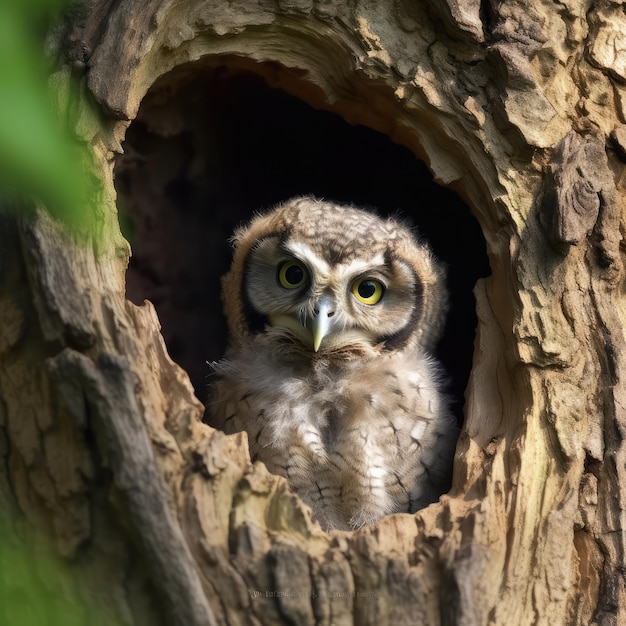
(1, 1), (626, 625)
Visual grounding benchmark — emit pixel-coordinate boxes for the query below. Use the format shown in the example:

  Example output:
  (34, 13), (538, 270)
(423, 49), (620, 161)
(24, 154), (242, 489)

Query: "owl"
(208, 196), (458, 531)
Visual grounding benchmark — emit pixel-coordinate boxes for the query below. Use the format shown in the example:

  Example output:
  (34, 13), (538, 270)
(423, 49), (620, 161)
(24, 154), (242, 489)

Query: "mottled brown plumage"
(208, 196), (458, 530)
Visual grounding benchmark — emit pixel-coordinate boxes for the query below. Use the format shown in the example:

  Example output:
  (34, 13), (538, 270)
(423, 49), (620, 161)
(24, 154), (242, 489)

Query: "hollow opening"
(114, 62), (490, 424)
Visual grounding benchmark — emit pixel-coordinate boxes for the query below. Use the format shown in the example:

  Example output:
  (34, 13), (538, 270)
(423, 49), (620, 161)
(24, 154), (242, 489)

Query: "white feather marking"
(285, 241), (331, 275)
(410, 421), (427, 441)
(334, 254), (386, 279)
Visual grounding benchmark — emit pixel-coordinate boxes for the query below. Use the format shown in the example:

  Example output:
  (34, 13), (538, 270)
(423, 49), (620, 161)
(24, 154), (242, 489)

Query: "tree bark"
(2, 1), (625, 624)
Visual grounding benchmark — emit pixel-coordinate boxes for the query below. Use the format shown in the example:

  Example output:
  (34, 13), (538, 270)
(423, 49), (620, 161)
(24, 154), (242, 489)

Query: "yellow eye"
(352, 277), (384, 305)
(278, 261), (307, 289)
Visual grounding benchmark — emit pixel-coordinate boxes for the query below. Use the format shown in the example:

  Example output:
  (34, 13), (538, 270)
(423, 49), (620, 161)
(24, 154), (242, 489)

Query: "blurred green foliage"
(0, 2), (112, 622)
(0, 512), (89, 626)
(0, 0), (95, 226)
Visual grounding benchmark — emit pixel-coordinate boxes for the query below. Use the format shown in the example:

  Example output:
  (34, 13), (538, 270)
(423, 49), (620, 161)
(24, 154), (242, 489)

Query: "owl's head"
(221, 197), (448, 355)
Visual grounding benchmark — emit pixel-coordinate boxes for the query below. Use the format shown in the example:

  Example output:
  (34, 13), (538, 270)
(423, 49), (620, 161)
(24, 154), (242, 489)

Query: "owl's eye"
(278, 260), (308, 289)
(352, 278), (385, 305)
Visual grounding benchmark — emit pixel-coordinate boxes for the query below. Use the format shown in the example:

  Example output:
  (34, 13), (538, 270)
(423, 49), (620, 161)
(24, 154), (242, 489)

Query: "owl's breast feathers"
(209, 336), (458, 531)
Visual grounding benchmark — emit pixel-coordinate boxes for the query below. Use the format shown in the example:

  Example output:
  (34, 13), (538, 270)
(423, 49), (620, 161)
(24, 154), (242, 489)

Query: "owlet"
(208, 196), (458, 530)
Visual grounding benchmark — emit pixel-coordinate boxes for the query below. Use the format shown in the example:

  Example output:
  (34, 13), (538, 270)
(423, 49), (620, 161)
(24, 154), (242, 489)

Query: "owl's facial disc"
(243, 236), (414, 352)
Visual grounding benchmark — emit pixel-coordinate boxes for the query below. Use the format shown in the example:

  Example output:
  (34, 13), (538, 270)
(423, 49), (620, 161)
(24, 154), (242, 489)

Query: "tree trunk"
(2, 1), (625, 624)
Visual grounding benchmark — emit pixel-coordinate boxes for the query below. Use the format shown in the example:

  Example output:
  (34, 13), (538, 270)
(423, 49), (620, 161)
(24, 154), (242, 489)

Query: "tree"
(1, 0), (625, 624)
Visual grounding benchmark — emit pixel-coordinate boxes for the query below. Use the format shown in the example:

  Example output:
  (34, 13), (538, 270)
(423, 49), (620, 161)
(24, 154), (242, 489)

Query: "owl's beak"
(311, 296), (336, 352)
